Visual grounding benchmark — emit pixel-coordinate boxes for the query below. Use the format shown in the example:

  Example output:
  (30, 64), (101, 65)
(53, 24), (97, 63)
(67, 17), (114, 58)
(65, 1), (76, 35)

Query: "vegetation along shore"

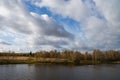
(0, 49), (120, 65)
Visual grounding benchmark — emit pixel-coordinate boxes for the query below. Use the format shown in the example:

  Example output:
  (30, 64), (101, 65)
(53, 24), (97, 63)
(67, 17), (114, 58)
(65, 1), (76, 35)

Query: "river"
(0, 64), (120, 80)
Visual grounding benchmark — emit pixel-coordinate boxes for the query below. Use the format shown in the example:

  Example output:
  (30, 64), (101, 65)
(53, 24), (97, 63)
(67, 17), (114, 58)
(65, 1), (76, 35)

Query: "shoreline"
(0, 49), (120, 65)
(0, 58), (120, 65)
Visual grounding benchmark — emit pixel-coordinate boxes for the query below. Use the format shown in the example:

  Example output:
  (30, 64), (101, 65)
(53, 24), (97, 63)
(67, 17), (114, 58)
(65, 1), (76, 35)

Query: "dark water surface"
(0, 64), (120, 80)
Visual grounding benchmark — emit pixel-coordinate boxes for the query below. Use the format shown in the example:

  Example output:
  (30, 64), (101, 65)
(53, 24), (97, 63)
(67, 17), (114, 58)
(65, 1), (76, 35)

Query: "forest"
(0, 49), (120, 65)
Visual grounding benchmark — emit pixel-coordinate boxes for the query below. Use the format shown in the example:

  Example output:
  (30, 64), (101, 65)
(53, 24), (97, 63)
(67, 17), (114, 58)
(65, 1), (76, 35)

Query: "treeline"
(34, 50), (120, 64)
(0, 52), (29, 56)
(0, 49), (120, 64)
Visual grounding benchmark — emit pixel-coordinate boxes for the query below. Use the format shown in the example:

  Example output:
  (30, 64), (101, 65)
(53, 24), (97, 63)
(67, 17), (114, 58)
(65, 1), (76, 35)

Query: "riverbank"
(0, 56), (69, 64)
(0, 56), (120, 65)
(0, 49), (120, 65)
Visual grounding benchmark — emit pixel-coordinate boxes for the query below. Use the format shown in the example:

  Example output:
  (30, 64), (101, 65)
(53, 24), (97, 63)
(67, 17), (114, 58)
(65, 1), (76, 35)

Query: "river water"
(0, 64), (120, 80)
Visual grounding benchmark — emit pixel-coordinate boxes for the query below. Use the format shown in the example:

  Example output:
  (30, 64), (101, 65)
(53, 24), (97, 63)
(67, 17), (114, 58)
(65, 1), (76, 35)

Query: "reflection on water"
(0, 64), (120, 80)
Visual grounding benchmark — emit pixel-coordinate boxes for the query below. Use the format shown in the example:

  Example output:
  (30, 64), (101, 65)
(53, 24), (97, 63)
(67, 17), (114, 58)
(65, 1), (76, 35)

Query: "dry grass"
(0, 56), (69, 64)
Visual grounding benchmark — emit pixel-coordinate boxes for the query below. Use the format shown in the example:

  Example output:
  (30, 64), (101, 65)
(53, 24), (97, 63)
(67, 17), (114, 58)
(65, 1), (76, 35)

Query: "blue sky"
(25, 0), (80, 35)
(0, 0), (120, 52)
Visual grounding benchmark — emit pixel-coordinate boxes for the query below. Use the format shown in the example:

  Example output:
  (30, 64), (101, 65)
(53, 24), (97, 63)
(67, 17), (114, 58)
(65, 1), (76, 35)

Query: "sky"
(0, 0), (120, 52)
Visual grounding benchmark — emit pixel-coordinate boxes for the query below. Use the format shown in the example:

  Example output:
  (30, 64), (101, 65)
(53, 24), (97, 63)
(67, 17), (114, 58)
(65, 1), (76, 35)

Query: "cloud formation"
(0, 0), (120, 52)
(34, 0), (120, 51)
(0, 39), (11, 45)
(35, 0), (90, 22)
(0, 0), (74, 52)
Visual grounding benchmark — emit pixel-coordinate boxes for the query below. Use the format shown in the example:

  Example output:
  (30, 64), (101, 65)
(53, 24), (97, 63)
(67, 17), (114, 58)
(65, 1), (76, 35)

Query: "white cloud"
(0, 39), (11, 45)
(0, 0), (120, 52)
(92, 0), (120, 49)
(35, 0), (120, 51)
(0, 0), (74, 52)
(93, 0), (120, 23)
(35, 0), (90, 21)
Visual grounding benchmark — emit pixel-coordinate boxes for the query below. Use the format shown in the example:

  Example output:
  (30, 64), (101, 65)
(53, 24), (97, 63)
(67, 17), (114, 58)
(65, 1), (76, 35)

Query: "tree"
(72, 52), (81, 65)
(29, 51), (32, 56)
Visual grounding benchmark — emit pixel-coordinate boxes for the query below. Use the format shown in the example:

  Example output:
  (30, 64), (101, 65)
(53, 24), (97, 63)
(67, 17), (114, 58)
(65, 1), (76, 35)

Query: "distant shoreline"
(0, 49), (120, 65)
(0, 56), (120, 65)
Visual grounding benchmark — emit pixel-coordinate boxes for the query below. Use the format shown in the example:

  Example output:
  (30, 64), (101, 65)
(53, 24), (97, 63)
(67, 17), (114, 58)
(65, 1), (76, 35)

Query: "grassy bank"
(0, 56), (120, 65)
(0, 49), (120, 65)
(0, 56), (70, 65)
